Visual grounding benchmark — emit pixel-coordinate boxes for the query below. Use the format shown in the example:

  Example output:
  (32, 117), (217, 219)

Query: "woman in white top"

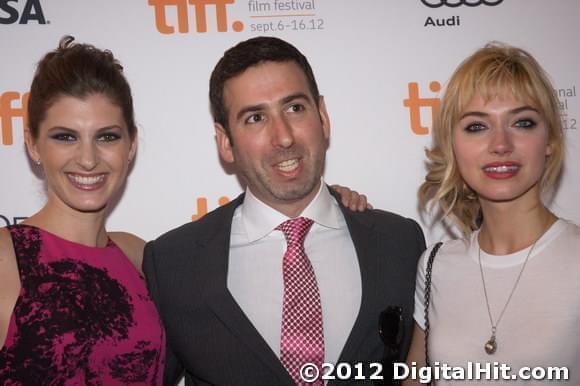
(404, 43), (580, 384)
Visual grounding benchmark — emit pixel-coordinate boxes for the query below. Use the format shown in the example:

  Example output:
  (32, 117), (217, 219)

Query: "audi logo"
(420, 0), (504, 7)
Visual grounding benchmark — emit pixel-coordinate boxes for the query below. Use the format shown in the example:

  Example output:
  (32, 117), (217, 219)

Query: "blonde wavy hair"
(419, 42), (564, 235)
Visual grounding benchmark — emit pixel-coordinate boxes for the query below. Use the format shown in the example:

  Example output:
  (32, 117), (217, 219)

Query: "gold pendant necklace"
(478, 237), (539, 355)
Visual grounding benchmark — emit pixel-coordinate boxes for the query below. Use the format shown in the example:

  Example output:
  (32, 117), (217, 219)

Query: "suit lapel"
(199, 194), (293, 385)
(330, 189), (384, 365)
(196, 188), (382, 382)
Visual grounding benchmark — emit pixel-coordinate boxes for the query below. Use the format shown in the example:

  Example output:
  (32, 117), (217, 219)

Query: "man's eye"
(287, 104), (305, 113)
(50, 133), (76, 142)
(246, 114), (264, 124)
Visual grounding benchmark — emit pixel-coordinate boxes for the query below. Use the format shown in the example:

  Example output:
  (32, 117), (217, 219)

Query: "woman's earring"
(36, 159), (41, 165)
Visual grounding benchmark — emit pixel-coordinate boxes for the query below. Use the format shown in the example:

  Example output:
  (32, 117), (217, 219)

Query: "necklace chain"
(478, 240), (537, 330)
(478, 231), (543, 354)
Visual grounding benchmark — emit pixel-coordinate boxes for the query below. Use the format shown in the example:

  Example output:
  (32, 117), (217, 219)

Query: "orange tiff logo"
(1, 91), (29, 146)
(149, 0), (244, 34)
(191, 196), (231, 221)
(403, 81), (441, 135)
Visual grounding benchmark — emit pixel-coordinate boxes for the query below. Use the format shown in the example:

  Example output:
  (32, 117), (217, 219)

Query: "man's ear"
(215, 123), (234, 163)
(318, 95), (331, 140)
(24, 128), (40, 163)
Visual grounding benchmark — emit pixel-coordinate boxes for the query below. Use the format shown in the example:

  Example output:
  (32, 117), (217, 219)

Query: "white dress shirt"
(227, 181), (362, 366)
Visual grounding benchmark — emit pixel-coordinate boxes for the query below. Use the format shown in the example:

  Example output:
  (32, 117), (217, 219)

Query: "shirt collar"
(241, 179), (342, 242)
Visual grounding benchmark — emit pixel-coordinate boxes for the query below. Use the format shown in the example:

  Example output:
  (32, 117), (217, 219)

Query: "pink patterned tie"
(277, 217), (324, 386)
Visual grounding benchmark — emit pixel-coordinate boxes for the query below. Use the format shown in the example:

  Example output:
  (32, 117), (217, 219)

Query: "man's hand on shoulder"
(331, 184), (373, 212)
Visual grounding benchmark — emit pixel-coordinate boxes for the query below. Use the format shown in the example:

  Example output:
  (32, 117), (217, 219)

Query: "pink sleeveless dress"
(0, 225), (165, 385)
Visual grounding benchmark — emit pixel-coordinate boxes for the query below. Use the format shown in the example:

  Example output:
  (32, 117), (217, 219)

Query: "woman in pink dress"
(0, 36), (165, 385)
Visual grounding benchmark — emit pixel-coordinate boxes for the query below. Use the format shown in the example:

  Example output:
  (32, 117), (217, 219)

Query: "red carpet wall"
(2, 0), (579, 244)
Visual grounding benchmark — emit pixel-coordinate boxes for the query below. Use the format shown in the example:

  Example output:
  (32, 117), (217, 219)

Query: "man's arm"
(143, 241), (185, 386)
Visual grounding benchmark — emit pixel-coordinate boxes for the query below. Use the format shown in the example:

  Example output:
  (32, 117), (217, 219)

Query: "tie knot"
(276, 217), (314, 246)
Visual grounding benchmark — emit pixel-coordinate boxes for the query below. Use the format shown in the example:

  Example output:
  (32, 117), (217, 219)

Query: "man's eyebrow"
(235, 103), (267, 122)
(234, 93), (313, 122)
(280, 92), (311, 105)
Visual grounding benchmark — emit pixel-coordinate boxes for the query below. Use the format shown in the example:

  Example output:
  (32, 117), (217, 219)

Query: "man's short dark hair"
(209, 36), (320, 140)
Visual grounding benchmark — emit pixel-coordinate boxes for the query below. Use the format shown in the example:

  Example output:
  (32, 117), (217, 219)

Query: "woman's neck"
(478, 198), (556, 255)
(24, 201), (109, 248)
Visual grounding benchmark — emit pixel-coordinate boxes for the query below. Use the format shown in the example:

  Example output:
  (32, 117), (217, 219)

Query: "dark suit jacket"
(144, 189), (425, 385)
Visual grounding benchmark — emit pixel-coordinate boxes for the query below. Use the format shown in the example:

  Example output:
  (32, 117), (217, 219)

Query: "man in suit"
(143, 36), (426, 385)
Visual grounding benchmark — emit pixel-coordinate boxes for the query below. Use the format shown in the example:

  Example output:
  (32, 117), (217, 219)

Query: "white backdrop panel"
(1, 0), (579, 246)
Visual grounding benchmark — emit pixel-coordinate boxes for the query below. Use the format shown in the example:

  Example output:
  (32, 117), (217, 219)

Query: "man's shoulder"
(343, 206), (422, 236)
(151, 194), (243, 247)
(327, 186), (421, 237)
(342, 207), (426, 255)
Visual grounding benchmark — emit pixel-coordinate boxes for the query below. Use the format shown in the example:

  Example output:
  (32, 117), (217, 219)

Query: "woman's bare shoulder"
(108, 232), (146, 273)
(0, 227), (14, 257)
(0, 227), (20, 348)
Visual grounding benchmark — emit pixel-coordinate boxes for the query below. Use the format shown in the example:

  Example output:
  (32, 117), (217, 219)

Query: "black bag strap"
(423, 241), (442, 370)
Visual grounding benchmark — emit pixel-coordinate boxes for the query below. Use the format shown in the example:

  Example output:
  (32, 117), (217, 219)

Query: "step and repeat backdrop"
(1, 0), (579, 244)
